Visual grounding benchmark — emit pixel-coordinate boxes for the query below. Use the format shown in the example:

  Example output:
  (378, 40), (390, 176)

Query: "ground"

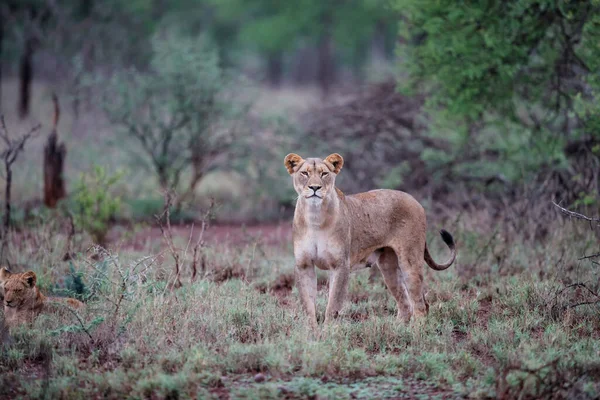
(1, 210), (599, 399)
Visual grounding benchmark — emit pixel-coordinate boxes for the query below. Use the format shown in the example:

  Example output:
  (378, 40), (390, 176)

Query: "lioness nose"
(308, 185), (321, 192)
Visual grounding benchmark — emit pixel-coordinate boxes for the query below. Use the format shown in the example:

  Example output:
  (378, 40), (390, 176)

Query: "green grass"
(1, 210), (599, 399)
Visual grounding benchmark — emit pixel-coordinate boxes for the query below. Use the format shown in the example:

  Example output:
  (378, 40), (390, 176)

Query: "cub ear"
(324, 153), (344, 174)
(0, 267), (11, 282)
(22, 271), (37, 288)
(284, 153), (304, 175)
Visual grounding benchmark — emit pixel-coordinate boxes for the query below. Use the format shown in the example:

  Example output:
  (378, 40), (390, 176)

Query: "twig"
(551, 282), (600, 317)
(578, 252), (600, 261)
(473, 227), (500, 267)
(52, 301), (93, 341)
(567, 300), (600, 309)
(191, 199), (214, 283)
(556, 282), (599, 298)
(552, 201), (600, 227)
(154, 191), (182, 288)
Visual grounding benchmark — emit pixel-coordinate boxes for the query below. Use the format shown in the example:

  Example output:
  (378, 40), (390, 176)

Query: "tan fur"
(0, 267), (84, 328)
(284, 153), (457, 328)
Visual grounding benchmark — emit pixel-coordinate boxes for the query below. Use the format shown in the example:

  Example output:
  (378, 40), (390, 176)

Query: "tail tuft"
(439, 229), (455, 248)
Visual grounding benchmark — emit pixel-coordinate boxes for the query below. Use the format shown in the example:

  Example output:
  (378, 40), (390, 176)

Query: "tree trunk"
(157, 163), (170, 191)
(43, 96), (67, 208)
(266, 52), (283, 87)
(18, 37), (34, 119)
(4, 160), (11, 234)
(317, 15), (335, 100)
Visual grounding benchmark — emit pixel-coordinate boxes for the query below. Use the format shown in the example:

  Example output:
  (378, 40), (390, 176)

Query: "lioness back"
(345, 189), (426, 246)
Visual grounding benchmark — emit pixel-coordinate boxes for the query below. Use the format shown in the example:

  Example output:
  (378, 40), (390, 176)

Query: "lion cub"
(0, 267), (84, 327)
(284, 153), (456, 328)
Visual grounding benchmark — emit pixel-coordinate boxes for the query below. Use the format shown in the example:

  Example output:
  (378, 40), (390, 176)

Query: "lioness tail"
(424, 229), (456, 271)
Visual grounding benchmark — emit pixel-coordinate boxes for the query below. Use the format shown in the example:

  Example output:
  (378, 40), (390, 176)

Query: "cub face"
(284, 153), (344, 201)
(0, 268), (38, 309)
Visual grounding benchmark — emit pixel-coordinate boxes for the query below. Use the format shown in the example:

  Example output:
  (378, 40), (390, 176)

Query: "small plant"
(68, 165), (123, 246)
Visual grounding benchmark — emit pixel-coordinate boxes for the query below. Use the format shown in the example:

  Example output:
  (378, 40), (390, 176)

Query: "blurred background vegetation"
(0, 0), (599, 228)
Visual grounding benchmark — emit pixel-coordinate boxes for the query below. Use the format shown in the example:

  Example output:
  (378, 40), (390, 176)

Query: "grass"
(1, 208), (599, 399)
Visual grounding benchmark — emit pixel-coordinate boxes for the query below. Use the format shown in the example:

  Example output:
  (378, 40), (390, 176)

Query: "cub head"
(284, 153), (344, 201)
(0, 267), (38, 309)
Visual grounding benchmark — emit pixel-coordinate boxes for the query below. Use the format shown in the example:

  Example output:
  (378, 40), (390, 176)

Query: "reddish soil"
(113, 222), (293, 251)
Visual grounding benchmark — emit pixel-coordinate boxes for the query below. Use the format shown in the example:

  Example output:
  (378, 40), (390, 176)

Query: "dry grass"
(1, 207), (599, 399)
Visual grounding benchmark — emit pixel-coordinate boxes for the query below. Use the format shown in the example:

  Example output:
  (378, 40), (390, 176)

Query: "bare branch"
(0, 117), (40, 257)
(552, 201), (600, 226)
(154, 191), (182, 289)
(578, 253), (600, 261)
(191, 199), (214, 283)
(567, 300), (600, 309)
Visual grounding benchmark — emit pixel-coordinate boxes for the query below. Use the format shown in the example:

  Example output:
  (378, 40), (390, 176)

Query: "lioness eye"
(300, 171), (309, 177)
(321, 172), (328, 177)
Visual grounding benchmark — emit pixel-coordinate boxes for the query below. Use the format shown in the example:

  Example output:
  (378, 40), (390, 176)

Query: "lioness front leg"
(325, 267), (350, 324)
(295, 264), (318, 329)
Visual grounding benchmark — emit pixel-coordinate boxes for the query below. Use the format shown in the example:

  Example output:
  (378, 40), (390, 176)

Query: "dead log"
(43, 94), (66, 208)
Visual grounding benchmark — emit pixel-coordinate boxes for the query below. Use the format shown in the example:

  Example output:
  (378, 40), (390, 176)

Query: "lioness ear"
(0, 267), (11, 282)
(23, 271), (36, 288)
(284, 153), (304, 175)
(324, 153), (344, 174)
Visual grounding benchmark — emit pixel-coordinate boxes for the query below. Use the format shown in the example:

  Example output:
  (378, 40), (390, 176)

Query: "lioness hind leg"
(325, 268), (350, 324)
(377, 248), (412, 322)
(399, 251), (428, 319)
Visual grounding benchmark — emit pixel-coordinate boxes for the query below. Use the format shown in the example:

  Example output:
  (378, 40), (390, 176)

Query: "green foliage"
(396, 1), (598, 118)
(395, 0), (600, 188)
(68, 165), (123, 245)
(49, 316), (104, 338)
(97, 32), (242, 192)
(209, 0), (398, 70)
(59, 263), (88, 300)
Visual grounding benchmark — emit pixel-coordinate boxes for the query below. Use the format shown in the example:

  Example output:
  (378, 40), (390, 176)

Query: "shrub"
(67, 165), (123, 246)
(97, 32), (245, 199)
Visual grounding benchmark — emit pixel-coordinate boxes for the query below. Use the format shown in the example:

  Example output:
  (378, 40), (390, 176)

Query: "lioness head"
(284, 153), (344, 201)
(0, 267), (38, 309)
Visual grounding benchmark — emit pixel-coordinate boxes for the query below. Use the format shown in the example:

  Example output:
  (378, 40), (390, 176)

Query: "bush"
(67, 165), (123, 246)
(393, 0), (600, 202)
(96, 32), (245, 198)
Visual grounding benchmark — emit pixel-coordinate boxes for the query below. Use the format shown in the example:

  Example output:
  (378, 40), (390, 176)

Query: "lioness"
(284, 153), (456, 328)
(0, 267), (84, 327)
